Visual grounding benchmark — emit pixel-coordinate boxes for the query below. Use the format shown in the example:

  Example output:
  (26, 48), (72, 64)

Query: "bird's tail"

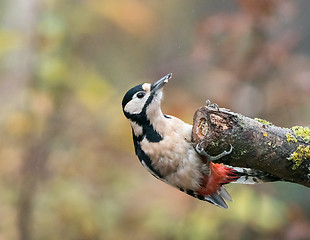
(229, 166), (280, 184)
(201, 165), (280, 208)
(181, 164), (279, 209)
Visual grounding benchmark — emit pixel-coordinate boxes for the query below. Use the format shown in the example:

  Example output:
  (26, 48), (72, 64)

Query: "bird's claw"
(205, 99), (231, 112)
(206, 99), (219, 111)
(196, 143), (233, 161)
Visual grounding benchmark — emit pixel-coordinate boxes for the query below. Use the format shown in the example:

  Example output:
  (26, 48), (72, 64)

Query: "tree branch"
(192, 106), (310, 187)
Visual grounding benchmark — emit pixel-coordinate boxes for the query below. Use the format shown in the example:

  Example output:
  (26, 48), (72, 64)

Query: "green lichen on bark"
(254, 118), (273, 126)
(288, 145), (310, 170)
(286, 133), (297, 143)
(292, 126), (310, 143)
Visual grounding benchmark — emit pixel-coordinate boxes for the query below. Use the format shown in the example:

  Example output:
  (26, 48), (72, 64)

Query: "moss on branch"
(192, 106), (310, 187)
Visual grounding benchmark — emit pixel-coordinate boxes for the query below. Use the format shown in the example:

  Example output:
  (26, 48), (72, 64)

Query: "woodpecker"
(122, 73), (277, 208)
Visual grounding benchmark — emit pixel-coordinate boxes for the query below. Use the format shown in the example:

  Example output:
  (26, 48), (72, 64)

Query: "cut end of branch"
(192, 106), (310, 187)
(197, 117), (208, 138)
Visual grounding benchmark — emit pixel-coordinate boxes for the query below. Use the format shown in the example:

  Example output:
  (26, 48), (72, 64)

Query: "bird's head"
(122, 73), (172, 123)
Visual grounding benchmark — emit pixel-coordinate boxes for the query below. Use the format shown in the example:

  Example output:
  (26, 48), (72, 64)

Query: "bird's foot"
(205, 99), (219, 111)
(196, 143), (233, 161)
(205, 99), (230, 112)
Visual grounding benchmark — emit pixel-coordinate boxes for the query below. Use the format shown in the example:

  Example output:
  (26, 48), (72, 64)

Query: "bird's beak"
(151, 73), (172, 92)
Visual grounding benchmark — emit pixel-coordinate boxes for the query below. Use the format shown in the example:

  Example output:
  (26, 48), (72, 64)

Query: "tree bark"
(192, 106), (310, 187)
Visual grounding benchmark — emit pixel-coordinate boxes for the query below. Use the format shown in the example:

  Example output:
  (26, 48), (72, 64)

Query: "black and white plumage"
(122, 74), (277, 208)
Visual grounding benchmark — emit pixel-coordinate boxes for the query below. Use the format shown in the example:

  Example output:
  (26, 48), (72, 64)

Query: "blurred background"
(0, 0), (310, 239)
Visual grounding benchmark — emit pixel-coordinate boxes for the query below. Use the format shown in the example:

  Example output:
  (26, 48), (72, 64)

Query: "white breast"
(140, 116), (204, 190)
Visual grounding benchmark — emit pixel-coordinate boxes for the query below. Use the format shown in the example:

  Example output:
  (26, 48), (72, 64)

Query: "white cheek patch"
(124, 91), (151, 115)
(142, 83), (151, 92)
(124, 98), (145, 114)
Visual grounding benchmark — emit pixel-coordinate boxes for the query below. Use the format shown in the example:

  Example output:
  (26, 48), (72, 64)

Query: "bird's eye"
(137, 92), (145, 99)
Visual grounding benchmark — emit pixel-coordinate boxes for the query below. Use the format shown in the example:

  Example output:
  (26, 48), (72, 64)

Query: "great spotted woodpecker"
(122, 73), (276, 208)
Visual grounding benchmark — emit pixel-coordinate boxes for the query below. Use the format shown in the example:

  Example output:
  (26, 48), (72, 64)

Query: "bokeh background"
(1, 0), (310, 239)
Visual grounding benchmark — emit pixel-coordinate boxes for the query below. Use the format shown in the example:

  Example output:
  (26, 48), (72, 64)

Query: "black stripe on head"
(122, 83), (157, 124)
(122, 84), (144, 110)
(141, 90), (155, 113)
(122, 83), (153, 124)
(123, 83), (163, 143)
